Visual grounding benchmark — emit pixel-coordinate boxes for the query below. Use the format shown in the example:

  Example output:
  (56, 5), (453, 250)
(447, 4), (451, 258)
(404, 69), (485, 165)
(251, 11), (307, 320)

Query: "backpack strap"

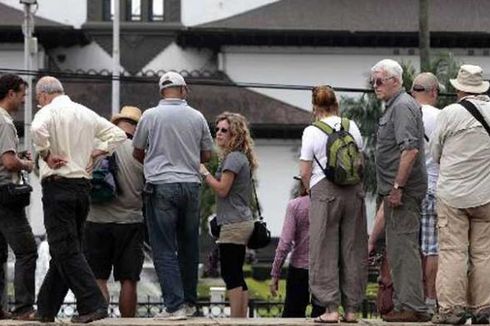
(340, 118), (350, 131)
(460, 99), (490, 139)
(312, 120), (334, 135)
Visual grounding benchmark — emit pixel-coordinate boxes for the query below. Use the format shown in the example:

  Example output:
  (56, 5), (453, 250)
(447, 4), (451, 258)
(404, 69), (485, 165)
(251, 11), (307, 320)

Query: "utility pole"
(419, 0), (430, 72)
(112, 0), (120, 116)
(21, 0), (37, 153)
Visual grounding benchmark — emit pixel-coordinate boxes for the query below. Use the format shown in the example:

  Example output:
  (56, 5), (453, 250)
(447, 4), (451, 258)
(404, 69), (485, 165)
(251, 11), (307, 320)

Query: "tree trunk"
(419, 0), (430, 72)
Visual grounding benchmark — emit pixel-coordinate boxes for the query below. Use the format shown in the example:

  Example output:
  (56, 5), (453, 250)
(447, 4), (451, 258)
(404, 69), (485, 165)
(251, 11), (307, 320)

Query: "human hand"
(46, 154), (68, 170)
(91, 149), (108, 160)
(387, 188), (403, 207)
(200, 164), (210, 177)
(22, 160), (34, 173)
(269, 277), (279, 297)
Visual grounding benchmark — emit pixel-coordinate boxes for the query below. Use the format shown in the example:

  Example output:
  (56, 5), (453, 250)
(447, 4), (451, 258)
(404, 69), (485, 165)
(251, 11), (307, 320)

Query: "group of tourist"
(270, 60), (490, 325)
(0, 57), (489, 325)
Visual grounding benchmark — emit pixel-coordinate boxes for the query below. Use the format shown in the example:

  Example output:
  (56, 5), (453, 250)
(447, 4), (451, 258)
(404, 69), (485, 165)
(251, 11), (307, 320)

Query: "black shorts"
(84, 222), (144, 282)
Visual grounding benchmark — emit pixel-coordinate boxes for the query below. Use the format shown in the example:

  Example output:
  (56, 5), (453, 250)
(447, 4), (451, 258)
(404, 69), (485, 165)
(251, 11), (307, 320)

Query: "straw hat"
(111, 106), (142, 124)
(450, 64), (489, 94)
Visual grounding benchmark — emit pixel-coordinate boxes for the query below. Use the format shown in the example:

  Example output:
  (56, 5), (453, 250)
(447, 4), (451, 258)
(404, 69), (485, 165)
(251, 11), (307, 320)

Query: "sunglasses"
(215, 127), (228, 133)
(371, 76), (395, 87)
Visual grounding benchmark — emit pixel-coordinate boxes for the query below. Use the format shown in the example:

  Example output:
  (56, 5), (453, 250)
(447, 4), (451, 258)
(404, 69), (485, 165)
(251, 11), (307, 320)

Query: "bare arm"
(299, 160), (313, 192)
(200, 150), (212, 163)
(1, 152), (33, 173)
(133, 147), (145, 164)
(394, 148), (419, 187)
(202, 168), (235, 198)
(368, 202), (385, 254)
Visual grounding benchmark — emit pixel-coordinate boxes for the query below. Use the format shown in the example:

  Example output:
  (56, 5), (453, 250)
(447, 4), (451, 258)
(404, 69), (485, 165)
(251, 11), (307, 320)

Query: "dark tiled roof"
(197, 0), (490, 33)
(21, 77), (311, 136)
(0, 3), (66, 28)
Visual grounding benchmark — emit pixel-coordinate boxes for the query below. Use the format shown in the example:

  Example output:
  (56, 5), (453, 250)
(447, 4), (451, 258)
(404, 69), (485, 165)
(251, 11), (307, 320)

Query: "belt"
(42, 175), (89, 184)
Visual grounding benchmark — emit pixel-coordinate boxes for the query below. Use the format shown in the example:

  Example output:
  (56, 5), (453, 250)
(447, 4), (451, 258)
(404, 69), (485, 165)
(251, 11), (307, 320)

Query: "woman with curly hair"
(200, 112), (258, 318)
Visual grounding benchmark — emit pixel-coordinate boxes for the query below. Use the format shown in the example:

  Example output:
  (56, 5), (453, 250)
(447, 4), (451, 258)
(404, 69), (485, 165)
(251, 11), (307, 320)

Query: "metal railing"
(7, 298), (379, 319)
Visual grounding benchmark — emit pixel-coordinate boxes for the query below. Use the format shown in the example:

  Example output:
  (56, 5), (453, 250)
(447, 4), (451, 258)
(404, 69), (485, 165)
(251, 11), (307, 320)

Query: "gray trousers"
(309, 178), (368, 313)
(383, 194), (427, 313)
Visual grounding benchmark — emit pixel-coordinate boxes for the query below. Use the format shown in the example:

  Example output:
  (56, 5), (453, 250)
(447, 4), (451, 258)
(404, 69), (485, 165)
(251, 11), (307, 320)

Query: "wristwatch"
(393, 182), (404, 190)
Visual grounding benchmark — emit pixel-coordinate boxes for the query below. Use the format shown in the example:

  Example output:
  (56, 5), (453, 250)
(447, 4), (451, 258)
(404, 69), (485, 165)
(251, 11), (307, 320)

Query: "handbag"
(207, 214), (221, 239)
(0, 173), (33, 208)
(247, 176), (271, 250)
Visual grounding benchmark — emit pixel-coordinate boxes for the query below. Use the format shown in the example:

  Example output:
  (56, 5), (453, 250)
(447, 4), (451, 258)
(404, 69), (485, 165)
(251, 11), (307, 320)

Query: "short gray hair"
(36, 76), (64, 95)
(371, 59), (403, 83)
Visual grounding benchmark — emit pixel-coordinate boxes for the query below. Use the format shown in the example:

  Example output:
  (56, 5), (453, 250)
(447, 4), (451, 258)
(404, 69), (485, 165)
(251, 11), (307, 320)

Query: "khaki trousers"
(309, 178), (368, 313)
(436, 198), (490, 313)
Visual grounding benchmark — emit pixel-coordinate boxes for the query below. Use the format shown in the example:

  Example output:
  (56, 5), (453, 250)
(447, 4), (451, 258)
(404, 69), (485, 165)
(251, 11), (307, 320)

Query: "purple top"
(270, 195), (310, 278)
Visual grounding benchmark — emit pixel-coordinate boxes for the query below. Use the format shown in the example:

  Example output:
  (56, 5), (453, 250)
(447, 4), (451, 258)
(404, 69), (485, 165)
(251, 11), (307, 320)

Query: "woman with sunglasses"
(200, 112), (258, 318)
(299, 85), (367, 323)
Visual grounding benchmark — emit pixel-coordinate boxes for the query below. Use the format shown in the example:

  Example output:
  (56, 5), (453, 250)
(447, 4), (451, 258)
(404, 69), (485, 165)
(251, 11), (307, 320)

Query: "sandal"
(314, 315), (339, 323)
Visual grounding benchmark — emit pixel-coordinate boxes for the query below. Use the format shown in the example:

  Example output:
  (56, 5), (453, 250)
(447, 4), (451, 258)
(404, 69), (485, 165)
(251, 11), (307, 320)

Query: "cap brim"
(450, 79), (490, 94)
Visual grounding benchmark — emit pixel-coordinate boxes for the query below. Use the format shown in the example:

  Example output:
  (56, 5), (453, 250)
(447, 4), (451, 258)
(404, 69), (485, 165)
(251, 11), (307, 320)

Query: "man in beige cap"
(84, 106), (145, 317)
(410, 72), (444, 314)
(430, 64), (490, 324)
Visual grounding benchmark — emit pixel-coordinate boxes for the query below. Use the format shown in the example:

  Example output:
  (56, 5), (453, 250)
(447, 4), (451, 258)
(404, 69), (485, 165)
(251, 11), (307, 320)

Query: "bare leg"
(119, 280), (137, 317)
(240, 290), (248, 318)
(424, 255), (438, 300)
(228, 287), (244, 318)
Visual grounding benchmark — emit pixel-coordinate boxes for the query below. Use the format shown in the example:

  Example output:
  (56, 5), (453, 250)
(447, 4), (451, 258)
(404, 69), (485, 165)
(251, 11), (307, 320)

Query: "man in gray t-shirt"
(133, 72), (213, 320)
(84, 106), (145, 317)
(0, 74), (37, 320)
(371, 59), (429, 322)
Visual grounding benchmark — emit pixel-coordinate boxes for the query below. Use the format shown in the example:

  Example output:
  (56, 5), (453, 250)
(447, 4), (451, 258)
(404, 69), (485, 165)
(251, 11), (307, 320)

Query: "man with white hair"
(371, 59), (429, 322)
(133, 72), (213, 320)
(31, 76), (126, 323)
(410, 72), (443, 314)
(430, 65), (490, 325)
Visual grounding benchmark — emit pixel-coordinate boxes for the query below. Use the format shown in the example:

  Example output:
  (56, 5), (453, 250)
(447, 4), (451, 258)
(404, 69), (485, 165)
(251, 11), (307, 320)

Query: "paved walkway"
(0, 318), (433, 326)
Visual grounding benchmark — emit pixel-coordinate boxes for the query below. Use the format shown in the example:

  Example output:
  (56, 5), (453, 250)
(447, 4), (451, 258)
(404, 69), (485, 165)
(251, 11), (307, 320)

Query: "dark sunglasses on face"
(371, 76), (395, 87)
(215, 127), (228, 133)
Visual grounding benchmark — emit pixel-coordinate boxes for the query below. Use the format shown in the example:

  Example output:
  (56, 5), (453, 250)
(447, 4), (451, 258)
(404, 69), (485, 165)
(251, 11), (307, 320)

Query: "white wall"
(49, 42), (122, 72)
(0, 43), (45, 71)
(222, 46), (490, 110)
(181, 0), (278, 26)
(0, 0), (86, 28)
(142, 42), (216, 72)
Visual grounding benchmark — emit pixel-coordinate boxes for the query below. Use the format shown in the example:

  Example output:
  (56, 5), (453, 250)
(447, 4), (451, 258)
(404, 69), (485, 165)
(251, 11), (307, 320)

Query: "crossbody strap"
(250, 170), (263, 221)
(460, 99), (490, 138)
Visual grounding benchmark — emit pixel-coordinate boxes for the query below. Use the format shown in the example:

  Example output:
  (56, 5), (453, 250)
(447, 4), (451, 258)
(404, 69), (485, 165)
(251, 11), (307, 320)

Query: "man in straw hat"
(430, 64), (490, 324)
(84, 106), (145, 317)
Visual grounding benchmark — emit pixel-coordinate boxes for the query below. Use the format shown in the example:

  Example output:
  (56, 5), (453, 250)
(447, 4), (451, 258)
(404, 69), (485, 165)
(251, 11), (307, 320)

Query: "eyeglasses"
(215, 127), (228, 133)
(371, 76), (395, 87)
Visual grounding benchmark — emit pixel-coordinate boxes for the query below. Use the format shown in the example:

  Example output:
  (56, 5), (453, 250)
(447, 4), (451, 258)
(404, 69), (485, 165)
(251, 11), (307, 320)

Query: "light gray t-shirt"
(133, 99), (213, 184)
(216, 151), (253, 225)
(88, 139), (145, 224)
(0, 107), (18, 186)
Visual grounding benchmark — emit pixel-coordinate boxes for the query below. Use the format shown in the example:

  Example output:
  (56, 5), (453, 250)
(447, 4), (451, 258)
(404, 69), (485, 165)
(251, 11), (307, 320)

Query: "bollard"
(209, 286), (226, 317)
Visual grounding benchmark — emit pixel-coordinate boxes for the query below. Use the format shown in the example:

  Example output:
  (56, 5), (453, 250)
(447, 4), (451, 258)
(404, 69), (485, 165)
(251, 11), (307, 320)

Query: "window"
(152, 0), (164, 21)
(130, 0), (141, 21)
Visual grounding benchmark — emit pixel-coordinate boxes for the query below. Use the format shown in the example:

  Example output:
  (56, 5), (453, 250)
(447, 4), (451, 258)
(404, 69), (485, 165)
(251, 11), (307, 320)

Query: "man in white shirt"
(430, 65), (490, 324)
(31, 76), (126, 323)
(410, 72), (442, 314)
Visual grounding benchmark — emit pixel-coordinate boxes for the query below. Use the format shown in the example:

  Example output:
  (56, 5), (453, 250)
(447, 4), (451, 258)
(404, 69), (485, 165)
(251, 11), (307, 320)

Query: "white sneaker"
(154, 307), (187, 320)
(184, 304), (197, 317)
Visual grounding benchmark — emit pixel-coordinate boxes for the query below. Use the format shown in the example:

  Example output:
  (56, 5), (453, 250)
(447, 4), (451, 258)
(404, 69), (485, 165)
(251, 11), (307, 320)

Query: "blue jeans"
(144, 182), (200, 313)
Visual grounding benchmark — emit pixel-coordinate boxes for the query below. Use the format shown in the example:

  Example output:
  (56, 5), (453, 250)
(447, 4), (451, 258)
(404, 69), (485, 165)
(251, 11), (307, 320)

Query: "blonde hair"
(215, 112), (258, 171)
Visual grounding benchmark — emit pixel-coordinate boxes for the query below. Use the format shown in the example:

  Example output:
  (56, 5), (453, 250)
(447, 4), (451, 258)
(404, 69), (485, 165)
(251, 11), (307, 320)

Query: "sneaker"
(432, 308), (469, 325)
(472, 308), (490, 325)
(154, 307), (187, 321)
(184, 304), (197, 317)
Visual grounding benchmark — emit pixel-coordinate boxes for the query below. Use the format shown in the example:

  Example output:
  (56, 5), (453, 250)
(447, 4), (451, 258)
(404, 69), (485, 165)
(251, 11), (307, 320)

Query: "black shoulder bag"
(0, 173), (33, 208)
(247, 176), (272, 250)
(460, 99), (490, 138)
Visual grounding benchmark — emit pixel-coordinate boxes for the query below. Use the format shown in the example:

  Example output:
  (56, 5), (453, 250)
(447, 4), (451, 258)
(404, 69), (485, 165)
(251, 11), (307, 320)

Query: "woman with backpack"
(200, 112), (258, 318)
(299, 85), (368, 323)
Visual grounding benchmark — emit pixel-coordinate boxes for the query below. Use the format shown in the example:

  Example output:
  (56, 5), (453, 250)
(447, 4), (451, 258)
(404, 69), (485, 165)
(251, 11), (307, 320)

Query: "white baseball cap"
(158, 71), (187, 91)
